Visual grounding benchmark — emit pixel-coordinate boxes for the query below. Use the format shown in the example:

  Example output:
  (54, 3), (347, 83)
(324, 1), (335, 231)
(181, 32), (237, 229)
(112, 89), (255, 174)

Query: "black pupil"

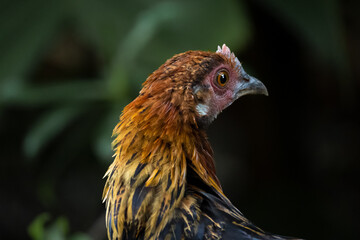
(219, 73), (227, 84)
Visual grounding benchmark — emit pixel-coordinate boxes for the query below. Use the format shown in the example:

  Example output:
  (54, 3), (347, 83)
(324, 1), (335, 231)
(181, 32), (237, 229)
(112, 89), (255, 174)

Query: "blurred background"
(0, 0), (359, 239)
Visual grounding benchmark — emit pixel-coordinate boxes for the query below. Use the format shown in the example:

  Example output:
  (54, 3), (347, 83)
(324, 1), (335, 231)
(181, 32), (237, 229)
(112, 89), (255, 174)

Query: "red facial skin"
(199, 63), (243, 122)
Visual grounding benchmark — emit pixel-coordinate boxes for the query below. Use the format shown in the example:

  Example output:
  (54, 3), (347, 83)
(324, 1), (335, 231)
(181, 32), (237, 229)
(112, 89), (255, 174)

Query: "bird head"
(139, 44), (267, 129)
(193, 44), (268, 126)
(105, 45), (268, 233)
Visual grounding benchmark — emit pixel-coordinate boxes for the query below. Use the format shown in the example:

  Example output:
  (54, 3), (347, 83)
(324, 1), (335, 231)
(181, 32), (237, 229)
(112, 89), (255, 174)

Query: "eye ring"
(216, 70), (229, 87)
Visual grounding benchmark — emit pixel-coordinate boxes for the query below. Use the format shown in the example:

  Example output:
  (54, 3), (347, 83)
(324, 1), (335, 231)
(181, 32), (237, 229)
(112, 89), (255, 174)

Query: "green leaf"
(107, 0), (252, 97)
(43, 216), (69, 240)
(1, 80), (106, 106)
(68, 0), (138, 61)
(0, 0), (64, 80)
(28, 212), (51, 240)
(68, 232), (92, 240)
(23, 106), (84, 158)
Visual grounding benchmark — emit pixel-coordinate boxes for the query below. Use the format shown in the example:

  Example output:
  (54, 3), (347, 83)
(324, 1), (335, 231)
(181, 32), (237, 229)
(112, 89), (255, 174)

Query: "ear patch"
(196, 103), (209, 116)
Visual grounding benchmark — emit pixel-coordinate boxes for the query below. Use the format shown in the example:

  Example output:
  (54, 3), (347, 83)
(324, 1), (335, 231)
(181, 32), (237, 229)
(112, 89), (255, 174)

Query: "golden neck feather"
(103, 50), (225, 239)
(111, 90), (222, 192)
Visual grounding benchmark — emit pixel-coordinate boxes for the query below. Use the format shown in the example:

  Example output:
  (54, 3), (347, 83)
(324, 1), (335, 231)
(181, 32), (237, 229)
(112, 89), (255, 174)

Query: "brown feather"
(103, 47), (300, 240)
(103, 50), (227, 239)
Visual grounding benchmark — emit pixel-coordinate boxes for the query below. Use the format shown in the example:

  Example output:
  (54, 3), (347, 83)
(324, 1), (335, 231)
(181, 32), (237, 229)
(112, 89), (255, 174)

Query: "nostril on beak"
(243, 74), (250, 82)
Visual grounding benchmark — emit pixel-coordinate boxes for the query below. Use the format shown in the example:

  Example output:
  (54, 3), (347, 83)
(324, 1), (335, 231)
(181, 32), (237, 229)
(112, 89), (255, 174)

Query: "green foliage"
(28, 213), (51, 240)
(0, 0), (348, 238)
(0, 0), (252, 163)
(28, 213), (91, 240)
(0, 1), (348, 161)
(24, 106), (85, 158)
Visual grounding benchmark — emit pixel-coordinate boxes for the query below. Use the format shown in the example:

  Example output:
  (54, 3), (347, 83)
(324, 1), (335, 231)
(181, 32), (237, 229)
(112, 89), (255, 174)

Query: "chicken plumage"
(103, 44), (301, 240)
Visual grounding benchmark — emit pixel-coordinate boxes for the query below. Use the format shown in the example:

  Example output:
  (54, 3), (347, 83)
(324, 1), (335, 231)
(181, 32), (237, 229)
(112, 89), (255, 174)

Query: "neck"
(103, 93), (222, 239)
(120, 93), (222, 187)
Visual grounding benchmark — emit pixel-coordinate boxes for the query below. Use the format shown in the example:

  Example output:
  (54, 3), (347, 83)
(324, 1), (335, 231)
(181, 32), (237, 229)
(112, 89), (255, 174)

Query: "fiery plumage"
(103, 44), (300, 239)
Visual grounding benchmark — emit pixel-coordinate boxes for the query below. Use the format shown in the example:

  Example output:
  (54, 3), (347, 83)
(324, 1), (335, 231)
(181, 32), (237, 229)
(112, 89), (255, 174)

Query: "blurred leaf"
(23, 106), (85, 158)
(107, 67), (130, 101)
(67, 0), (138, 61)
(43, 216), (69, 240)
(0, 0), (64, 80)
(28, 214), (90, 240)
(0, 76), (24, 105)
(68, 233), (92, 240)
(107, 0), (252, 96)
(28, 212), (51, 240)
(51, 217), (69, 240)
(1, 80), (106, 106)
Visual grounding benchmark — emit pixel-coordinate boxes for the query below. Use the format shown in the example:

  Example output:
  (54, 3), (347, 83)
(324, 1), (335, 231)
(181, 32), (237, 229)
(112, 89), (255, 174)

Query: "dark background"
(0, 0), (359, 239)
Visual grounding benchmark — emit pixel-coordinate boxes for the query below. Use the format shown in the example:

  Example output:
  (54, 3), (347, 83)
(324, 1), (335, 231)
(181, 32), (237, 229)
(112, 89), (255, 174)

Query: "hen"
(103, 44), (301, 240)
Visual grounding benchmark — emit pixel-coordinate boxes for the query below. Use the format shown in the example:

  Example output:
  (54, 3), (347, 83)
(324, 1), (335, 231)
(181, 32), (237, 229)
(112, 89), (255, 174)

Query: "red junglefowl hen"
(103, 44), (301, 240)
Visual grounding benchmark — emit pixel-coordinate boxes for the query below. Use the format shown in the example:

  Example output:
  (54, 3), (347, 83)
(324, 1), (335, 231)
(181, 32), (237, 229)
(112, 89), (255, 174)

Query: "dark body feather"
(153, 165), (298, 240)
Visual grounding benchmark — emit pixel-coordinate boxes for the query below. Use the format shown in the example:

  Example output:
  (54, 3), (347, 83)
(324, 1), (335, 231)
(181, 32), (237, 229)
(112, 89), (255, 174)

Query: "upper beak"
(235, 71), (268, 99)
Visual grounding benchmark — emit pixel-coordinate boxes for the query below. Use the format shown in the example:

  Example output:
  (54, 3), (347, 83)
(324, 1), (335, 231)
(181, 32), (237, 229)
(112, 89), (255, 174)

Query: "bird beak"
(235, 71), (268, 99)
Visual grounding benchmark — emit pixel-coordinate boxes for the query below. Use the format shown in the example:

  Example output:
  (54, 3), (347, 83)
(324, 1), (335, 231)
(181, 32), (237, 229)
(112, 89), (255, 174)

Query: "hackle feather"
(103, 45), (302, 240)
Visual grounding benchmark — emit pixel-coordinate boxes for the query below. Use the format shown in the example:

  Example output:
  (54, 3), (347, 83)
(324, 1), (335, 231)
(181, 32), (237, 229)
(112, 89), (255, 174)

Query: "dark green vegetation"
(0, 0), (359, 239)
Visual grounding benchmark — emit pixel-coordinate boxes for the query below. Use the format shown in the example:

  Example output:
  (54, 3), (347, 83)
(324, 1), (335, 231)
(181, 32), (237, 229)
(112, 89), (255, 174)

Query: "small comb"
(216, 44), (242, 74)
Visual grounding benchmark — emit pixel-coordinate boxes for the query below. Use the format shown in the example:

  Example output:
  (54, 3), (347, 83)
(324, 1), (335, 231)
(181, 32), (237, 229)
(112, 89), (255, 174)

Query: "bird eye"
(216, 70), (229, 87)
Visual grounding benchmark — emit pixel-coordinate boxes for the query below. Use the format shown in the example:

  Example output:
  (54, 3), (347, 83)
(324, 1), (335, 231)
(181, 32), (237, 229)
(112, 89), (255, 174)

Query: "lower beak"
(235, 73), (268, 99)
